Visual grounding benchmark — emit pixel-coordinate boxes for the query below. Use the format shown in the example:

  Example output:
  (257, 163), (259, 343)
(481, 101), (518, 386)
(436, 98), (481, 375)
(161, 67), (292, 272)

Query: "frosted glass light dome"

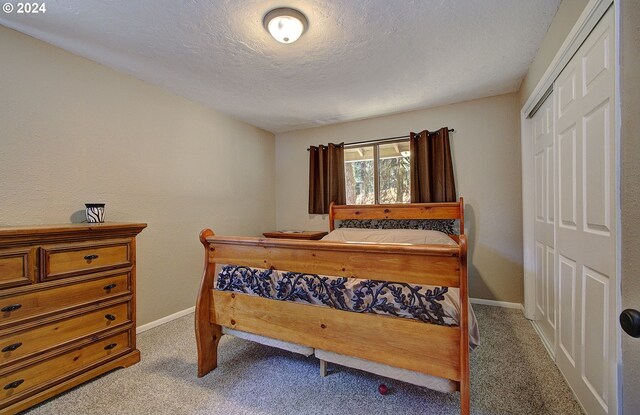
(263, 8), (308, 44)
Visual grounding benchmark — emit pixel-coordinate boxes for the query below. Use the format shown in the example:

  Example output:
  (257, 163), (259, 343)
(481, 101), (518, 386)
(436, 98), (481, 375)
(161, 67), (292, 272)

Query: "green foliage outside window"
(344, 141), (410, 205)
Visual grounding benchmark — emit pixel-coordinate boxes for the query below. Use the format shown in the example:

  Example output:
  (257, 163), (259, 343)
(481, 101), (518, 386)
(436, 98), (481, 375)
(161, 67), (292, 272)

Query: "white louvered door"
(532, 95), (556, 352)
(554, 7), (617, 415)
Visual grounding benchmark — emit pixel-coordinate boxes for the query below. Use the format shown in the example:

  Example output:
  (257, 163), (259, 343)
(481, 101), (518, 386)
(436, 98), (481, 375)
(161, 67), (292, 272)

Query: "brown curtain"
(410, 128), (456, 203)
(308, 143), (346, 214)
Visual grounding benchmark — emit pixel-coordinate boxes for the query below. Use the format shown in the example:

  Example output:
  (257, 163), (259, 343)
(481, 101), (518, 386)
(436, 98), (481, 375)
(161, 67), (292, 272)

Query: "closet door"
(554, 7), (617, 415)
(532, 95), (556, 351)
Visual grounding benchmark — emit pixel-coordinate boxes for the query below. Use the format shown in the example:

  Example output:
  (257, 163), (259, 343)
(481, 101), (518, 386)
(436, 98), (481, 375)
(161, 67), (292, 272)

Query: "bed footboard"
(195, 198), (469, 414)
(196, 232), (470, 413)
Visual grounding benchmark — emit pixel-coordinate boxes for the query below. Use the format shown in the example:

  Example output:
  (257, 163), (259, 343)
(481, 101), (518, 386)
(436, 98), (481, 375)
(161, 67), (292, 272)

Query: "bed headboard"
(329, 197), (464, 235)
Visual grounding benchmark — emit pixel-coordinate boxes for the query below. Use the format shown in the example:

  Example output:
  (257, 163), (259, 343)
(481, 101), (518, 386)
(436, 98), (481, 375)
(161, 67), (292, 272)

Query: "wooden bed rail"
(204, 236), (461, 288)
(211, 290), (462, 381)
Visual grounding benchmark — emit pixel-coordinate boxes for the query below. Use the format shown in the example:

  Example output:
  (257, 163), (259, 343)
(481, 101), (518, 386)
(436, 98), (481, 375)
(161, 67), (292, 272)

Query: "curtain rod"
(306, 129), (454, 151)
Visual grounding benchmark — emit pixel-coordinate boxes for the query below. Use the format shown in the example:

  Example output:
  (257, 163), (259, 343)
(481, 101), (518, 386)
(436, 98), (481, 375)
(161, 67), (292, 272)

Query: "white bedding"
(321, 227), (458, 245)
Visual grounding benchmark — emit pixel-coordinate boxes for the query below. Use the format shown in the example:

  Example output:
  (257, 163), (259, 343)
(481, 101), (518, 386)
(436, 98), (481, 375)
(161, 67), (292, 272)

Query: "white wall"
(275, 93), (524, 303)
(0, 26), (276, 326)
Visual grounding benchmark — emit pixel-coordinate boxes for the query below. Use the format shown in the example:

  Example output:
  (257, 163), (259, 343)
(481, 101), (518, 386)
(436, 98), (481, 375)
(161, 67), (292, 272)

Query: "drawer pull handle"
(2, 343), (22, 353)
(4, 379), (24, 390)
(104, 343), (117, 350)
(1, 304), (22, 313)
(103, 284), (117, 290)
(84, 254), (99, 261)
(105, 314), (116, 321)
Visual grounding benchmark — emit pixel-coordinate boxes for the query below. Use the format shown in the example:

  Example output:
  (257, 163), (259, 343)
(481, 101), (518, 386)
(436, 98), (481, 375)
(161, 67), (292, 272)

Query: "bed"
(195, 198), (474, 414)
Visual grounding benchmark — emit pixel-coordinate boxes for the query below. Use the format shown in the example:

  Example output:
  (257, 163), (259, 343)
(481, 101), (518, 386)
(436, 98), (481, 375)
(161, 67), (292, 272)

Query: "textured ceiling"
(0, 0), (560, 133)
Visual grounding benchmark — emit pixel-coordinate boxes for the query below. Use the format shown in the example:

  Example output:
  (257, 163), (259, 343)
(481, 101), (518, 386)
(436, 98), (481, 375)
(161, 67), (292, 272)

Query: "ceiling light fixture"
(263, 7), (308, 44)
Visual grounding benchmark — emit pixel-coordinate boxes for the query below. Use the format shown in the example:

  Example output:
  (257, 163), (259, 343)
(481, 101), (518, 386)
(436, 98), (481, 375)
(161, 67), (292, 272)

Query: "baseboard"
(470, 297), (524, 312)
(136, 306), (195, 334)
(530, 320), (555, 359)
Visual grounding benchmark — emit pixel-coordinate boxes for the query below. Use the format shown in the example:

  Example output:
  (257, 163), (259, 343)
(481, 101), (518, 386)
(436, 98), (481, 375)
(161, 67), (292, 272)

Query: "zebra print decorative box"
(85, 203), (106, 223)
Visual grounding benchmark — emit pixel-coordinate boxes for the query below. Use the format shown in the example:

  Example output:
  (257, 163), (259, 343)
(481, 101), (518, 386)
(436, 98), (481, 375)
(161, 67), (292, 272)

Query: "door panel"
(554, 7), (616, 415)
(546, 144), (555, 223)
(558, 70), (576, 117)
(558, 125), (577, 229)
(582, 29), (610, 93)
(532, 93), (555, 348)
(583, 100), (611, 235)
(558, 255), (576, 366)
(582, 266), (609, 409)
(536, 242), (546, 316)
(535, 152), (545, 222)
(546, 246), (556, 329)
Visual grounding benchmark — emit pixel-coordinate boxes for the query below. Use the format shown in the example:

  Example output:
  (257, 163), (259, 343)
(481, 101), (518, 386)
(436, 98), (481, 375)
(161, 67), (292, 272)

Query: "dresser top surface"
(0, 222), (147, 242)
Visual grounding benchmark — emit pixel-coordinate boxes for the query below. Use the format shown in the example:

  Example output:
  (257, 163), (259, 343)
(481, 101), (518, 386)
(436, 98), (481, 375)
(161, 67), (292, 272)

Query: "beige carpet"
(24, 305), (583, 414)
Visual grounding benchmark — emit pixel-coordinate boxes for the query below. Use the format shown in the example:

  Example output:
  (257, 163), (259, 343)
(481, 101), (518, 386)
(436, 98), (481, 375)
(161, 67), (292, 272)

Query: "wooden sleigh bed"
(195, 198), (471, 414)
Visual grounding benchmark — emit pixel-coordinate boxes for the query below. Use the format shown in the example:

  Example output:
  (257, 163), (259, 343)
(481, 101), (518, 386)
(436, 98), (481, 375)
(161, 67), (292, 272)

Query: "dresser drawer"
(41, 239), (131, 281)
(0, 274), (130, 328)
(0, 248), (36, 289)
(0, 302), (130, 366)
(0, 330), (130, 405)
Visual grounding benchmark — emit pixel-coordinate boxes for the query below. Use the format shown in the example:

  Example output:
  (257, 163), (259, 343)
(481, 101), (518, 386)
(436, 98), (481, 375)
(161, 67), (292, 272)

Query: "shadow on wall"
(465, 203), (523, 303)
(70, 210), (86, 223)
(464, 203), (489, 299)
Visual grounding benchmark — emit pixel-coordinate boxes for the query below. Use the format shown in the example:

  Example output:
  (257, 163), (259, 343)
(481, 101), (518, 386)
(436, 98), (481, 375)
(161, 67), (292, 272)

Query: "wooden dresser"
(0, 223), (146, 414)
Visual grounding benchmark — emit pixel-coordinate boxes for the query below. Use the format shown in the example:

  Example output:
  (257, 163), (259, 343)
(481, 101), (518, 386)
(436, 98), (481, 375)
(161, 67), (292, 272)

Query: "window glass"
(378, 142), (411, 204)
(344, 146), (374, 204)
(344, 141), (410, 205)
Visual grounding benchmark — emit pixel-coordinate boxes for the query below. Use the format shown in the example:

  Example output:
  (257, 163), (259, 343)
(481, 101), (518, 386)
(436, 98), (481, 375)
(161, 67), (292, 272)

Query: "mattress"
(322, 227), (458, 246)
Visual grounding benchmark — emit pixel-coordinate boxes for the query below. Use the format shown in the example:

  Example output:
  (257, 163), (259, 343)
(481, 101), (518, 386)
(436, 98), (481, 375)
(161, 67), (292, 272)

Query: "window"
(344, 140), (410, 204)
